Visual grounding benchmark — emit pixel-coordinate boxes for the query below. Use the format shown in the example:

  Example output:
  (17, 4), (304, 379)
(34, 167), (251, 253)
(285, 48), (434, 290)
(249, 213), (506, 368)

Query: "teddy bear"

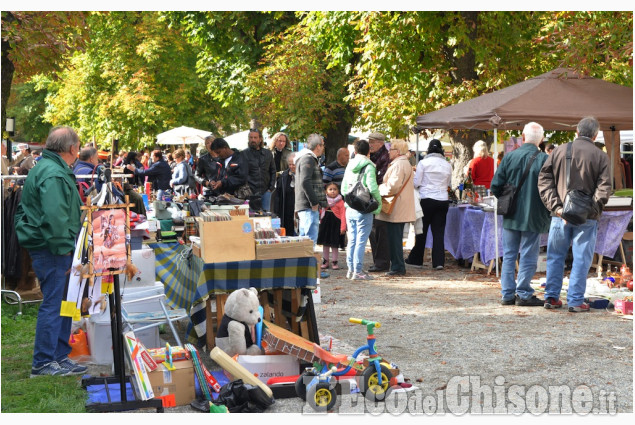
(215, 287), (264, 357)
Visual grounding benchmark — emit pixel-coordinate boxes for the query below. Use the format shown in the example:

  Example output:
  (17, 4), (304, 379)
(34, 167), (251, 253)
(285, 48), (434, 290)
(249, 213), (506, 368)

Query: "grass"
(1, 302), (87, 413)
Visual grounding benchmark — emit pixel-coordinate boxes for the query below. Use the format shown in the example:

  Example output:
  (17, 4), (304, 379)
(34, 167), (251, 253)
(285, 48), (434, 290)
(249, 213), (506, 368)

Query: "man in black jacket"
(210, 138), (248, 195)
(126, 149), (171, 200)
(196, 135), (222, 197)
(242, 129), (276, 211)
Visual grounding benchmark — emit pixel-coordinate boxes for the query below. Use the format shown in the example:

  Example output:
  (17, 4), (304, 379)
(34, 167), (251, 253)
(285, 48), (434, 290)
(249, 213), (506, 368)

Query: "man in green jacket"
(491, 122), (550, 307)
(15, 126), (86, 377)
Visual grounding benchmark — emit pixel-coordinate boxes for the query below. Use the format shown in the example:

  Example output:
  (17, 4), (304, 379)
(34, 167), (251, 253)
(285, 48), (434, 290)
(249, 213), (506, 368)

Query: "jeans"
(261, 190), (272, 212)
(500, 228), (540, 302)
(156, 189), (165, 201)
(386, 222), (406, 273)
(346, 208), (374, 274)
(29, 248), (73, 368)
(298, 209), (320, 245)
(544, 217), (598, 307)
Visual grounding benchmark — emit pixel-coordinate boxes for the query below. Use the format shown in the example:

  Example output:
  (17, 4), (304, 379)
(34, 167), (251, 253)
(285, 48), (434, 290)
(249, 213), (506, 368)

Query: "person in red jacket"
(470, 140), (495, 189)
(318, 182), (346, 270)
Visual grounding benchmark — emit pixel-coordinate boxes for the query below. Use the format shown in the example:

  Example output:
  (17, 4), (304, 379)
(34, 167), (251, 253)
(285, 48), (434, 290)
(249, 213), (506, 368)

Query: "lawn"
(1, 302), (87, 413)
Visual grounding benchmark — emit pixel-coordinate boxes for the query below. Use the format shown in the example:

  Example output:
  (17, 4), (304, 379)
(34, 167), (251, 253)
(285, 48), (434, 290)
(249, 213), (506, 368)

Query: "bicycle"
(295, 317), (393, 411)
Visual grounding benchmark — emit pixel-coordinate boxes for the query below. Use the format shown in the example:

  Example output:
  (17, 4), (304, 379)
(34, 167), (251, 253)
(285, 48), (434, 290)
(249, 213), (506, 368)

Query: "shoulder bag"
(561, 142), (597, 225)
(381, 172), (411, 215)
(496, 150), (540, 216)
(343, 164), (379, 214)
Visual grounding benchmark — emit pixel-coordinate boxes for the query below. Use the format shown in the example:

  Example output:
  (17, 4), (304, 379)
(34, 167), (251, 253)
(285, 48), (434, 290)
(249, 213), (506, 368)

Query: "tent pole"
(610, 128), (615, 191)
(416, 132), (420, 162)
(493, 128), (499, 278)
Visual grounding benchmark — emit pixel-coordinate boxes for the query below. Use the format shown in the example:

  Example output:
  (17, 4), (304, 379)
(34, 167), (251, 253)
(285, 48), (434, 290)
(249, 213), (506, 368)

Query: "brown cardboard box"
(147, 359), (195, 406)
(255, 239), (314, 260)
(196, 218), (256, 263)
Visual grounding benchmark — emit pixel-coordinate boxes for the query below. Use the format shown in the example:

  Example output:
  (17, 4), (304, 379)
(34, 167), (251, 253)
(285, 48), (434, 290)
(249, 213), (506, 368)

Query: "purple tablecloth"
(425, 207), (632, 264)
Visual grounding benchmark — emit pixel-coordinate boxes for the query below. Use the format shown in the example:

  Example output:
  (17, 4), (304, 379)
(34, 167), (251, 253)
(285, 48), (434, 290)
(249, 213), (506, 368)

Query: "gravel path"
(88, 249), (633, 414)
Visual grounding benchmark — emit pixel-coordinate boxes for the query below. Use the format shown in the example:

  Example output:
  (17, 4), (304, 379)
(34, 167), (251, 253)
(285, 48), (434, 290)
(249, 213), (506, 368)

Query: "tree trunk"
(323, 105), (354, 164)
(1, 14), (16, 136)
(448, 130), (493, 188)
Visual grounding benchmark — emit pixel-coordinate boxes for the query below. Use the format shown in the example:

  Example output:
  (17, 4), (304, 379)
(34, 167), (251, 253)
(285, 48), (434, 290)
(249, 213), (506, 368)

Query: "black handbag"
(344, 164), (379, 214)
(496, 150), (540, 216)
(561, 142), (597, 225)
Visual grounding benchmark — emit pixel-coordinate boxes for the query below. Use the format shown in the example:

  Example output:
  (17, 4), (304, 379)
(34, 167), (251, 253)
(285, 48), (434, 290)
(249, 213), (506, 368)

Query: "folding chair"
(121, 291), (188, 346)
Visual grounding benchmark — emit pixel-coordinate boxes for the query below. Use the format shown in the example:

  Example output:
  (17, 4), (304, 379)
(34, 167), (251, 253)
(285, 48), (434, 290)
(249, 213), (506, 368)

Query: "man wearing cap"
(13, 144), (36, 175)
(368, 132), (391, 272)
(491, 122), (551, 307)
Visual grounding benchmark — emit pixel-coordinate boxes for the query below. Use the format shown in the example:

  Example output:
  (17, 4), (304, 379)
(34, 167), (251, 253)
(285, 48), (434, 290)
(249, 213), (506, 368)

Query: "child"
(317, 183), (346, 269)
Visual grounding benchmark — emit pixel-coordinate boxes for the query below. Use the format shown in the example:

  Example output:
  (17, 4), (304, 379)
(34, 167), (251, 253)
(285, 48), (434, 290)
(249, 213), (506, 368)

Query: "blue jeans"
(544, 217), (598, 307)
(500, 228), (540, 302)
(29, 249), (73, 368)
(346, 208), (374, 274)
(297, 209), (320, 245)
(261, 190), (272, 212)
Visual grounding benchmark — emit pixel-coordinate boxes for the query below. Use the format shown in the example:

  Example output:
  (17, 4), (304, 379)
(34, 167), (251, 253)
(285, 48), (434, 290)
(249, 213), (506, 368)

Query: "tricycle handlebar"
(349, 318), (381, 335)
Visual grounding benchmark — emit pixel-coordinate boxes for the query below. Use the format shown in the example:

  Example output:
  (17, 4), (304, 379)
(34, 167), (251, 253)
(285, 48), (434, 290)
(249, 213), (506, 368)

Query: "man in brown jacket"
(538, 116), (611, 313)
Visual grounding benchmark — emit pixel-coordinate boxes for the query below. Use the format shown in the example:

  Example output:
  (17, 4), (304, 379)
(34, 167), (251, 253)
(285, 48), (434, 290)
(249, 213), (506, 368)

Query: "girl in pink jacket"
(318, 182), (347, 269)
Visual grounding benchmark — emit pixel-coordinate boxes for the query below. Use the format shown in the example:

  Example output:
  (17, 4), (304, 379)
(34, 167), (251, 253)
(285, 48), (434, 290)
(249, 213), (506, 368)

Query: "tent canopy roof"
(415, 68), (633, 132)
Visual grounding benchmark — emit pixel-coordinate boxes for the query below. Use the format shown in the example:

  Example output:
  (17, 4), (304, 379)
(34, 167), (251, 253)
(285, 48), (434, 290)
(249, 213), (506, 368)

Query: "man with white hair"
(491, 122), (551, 307)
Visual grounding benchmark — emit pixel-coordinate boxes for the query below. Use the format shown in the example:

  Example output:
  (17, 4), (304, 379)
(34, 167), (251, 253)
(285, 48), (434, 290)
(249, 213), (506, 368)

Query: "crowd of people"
(2, 116), (613, 378)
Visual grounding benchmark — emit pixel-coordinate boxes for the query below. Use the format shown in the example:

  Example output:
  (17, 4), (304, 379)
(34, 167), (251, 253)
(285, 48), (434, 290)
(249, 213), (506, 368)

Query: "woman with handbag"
(170, 149), (190, 196)
(341, 140), (382, 281)
(406, 139), (452, 270)
(378, 139), (415, 276)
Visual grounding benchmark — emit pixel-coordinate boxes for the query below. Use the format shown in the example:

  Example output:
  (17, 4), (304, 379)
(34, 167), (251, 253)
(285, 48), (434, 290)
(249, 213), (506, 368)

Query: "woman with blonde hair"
(469, 140), (494, 189)
(269, 132), (292, 173)
(170, 148), (193, 196)
(377, 139), (415, 276)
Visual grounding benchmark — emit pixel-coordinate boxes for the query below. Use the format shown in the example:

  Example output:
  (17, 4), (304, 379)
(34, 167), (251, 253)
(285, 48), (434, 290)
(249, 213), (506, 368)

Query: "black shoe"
(404, 258), (423, 267)
(515, 295), (544, 307)
(385, 270), (406, 276)
(368, 266), (388, 273)
(501, 298), (516, 305)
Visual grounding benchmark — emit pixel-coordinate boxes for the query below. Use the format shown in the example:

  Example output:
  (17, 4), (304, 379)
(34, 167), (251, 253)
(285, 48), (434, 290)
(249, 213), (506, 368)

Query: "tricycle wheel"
(294, 370), (316, 401)
(360, 364), (392, 401)
(307, 382), (337, 412)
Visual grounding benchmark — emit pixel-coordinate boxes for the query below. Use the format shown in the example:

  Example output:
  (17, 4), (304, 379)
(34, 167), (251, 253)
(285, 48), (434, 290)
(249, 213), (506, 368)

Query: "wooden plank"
(210, 347), (273, 398)
(290, 289), (299, 334)
(259, 292), (271, 322)
(216, 294), (227, 330)
(274, 289), (284, 328)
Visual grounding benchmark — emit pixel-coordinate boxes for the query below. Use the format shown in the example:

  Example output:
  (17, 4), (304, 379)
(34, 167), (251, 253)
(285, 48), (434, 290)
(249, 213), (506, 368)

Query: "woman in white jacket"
(405, 139), (452, 270)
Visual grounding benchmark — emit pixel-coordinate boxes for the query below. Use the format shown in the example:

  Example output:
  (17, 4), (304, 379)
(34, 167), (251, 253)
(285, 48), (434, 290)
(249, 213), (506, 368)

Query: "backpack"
(343, 165), (378, 214)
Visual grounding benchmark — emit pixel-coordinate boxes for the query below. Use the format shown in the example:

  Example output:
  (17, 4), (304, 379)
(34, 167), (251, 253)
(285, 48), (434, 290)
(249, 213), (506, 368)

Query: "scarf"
(327, 194), (342, 208)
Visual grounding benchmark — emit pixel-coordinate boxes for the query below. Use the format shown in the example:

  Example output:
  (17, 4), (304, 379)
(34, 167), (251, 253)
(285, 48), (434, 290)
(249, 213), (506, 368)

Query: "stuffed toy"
(215, 287), (264, 357)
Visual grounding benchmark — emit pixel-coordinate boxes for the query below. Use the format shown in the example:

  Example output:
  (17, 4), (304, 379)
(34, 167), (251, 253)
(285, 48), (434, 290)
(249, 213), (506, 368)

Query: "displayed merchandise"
(215, 288), (264, 357)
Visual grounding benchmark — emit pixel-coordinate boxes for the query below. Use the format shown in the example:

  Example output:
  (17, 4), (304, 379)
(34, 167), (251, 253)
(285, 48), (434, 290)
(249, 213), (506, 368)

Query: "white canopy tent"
(223, 129), (271, 151)
(156, 126), (212, 145)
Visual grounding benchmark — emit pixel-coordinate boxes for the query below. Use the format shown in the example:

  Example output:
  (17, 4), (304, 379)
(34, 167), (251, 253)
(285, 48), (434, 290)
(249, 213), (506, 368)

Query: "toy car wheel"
(308, 382), (337, 412)
(360, 364), (392, 401)
(294, 370), (316, 401)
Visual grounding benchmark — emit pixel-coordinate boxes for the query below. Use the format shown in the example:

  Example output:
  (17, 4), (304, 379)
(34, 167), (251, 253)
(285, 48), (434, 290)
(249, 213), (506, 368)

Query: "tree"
(1, 11), (87, 137)
(43, 12), (223, 151)
(6, 76), (52, 143)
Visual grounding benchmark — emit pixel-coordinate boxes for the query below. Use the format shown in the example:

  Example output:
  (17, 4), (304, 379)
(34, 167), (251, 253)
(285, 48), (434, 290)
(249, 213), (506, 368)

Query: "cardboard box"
(536, 253), (547, 273)
(255, 239), (314, 260)
(197, 219), (256, 263)
(236, 354), (300, 384)
(147, 359), (196, 406)
(208, 204), (249, 217)
(614, 299), (633, 315)
(129, 247), (156, 286)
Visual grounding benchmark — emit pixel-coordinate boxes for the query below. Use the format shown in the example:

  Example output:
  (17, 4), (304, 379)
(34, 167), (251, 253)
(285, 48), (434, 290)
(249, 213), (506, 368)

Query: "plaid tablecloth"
(424, 207), (632, 264)
(147, 242), (318, 346)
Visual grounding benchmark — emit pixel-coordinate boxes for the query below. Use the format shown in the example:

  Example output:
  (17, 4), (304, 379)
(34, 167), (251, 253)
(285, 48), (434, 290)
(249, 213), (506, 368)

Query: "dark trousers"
(386, 222), (406, 273)
(369, 217), (390, 269)
(407, 198), (449, 267)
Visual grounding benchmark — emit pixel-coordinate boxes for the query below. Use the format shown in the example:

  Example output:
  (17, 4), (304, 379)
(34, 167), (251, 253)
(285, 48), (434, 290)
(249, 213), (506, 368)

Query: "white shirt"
(224, 155), (233, 168)
(414, 153), (452, 201)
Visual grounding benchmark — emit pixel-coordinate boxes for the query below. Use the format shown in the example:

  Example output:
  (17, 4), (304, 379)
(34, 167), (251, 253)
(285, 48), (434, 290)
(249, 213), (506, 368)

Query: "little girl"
(317, 183), (346, 269)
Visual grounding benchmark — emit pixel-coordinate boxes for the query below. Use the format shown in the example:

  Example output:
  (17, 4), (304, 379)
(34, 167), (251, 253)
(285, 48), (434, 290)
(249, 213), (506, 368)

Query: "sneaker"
(568, 303), (590, 313)
(434, 265), (444, 270)
(404, 258), (423, 267)
(352, 272), (374, 281)
(58, 357), (88, 375)
(515, 295), (544, 307)
(346, 269), (353, 279)
(501, 298), (516, 306)
(544, 297), (563, 309)
(331, 261), (340, 270)
(30, 361), (70, 378)
(385, 270), (406, 277)
(368, 266), (388, 273)
(320, 271), (330, 279)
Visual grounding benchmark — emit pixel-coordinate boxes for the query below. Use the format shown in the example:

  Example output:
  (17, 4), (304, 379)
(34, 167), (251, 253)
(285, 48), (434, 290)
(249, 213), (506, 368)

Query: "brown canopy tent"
(415, 68), (633, 276)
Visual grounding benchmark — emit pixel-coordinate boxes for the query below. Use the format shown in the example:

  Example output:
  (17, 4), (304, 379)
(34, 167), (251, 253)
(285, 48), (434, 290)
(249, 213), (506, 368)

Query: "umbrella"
(415, 68), (634, 277)
(224, 129), (271, 151)
(156, 126), (212, 145)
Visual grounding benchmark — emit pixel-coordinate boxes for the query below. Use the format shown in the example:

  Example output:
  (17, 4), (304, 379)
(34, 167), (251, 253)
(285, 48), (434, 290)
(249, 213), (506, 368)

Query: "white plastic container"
(128, 247), (156, 287)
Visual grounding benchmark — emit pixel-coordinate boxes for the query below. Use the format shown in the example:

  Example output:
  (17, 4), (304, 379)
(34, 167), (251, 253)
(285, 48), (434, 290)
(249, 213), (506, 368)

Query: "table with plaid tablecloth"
(148, 242), (318, 347)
